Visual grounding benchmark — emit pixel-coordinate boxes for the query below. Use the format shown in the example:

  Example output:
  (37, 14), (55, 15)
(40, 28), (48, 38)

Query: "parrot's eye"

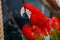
(20, 7), (32, 19)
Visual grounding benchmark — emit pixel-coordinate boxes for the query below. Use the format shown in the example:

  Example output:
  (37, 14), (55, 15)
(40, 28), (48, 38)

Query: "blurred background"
(2, 0), (60, 40)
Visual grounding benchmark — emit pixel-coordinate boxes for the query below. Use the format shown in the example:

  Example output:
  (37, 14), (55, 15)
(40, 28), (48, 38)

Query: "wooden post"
(0, 0), (4, 40)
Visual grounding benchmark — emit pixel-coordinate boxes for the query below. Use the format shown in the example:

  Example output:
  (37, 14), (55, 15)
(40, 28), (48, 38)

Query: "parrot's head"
(20, 4), (41, 25)
(20, 3), (47, 26)
(20, 5), (32, 26)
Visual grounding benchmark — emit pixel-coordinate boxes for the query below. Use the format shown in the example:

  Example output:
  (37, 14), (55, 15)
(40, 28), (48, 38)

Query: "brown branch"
(47, 0), (59, 10)
(41, 0), (56, 12)
(41, 0), (60, 19)
(41, 0), (57, 17)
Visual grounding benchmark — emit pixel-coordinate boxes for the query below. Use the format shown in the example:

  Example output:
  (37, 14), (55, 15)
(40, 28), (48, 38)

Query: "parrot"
(21, 3), (59, 40)
(23, 3), (52, 36)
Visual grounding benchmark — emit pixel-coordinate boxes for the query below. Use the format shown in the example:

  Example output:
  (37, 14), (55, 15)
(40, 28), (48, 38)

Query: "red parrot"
(24, 3), (47, 26)
(23, 3), (53, 36)
(22, 24), (35, 40)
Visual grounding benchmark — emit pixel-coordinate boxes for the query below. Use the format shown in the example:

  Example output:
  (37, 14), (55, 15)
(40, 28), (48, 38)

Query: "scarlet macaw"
(22, 3), (52, 40)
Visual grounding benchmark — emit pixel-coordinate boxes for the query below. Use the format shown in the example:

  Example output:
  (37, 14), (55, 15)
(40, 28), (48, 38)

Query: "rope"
(0, 0), (4, 40)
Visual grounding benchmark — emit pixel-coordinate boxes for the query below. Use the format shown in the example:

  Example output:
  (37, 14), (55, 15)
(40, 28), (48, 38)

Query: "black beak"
(23, 13), (32, 26)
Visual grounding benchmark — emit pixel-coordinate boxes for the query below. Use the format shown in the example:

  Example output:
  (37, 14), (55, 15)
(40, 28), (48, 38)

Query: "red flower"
(52, 17), (60, 23)
(22, 24), (35, 40)
(45, 18), (54, 33)
(42, 27), (49, 36)
(52, 16), (60, 30)
(22, 24), (42, 40)
(33, 25), (42, 36)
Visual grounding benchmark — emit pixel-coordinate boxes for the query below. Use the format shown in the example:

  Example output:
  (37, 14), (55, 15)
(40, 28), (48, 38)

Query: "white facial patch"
(20, 7), (32, 19)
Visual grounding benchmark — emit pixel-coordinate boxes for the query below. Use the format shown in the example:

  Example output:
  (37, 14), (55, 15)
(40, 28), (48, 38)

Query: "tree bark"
(0, 0), (4, 40)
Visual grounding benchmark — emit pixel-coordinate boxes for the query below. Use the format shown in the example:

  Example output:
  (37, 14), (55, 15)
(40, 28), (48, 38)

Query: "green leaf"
(50, 25), (59, 40)
(35, 34), (44, 40)
(35, 34), (41, 40)
(54, 25), (60, 40)
(22, 35), (26, 40)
